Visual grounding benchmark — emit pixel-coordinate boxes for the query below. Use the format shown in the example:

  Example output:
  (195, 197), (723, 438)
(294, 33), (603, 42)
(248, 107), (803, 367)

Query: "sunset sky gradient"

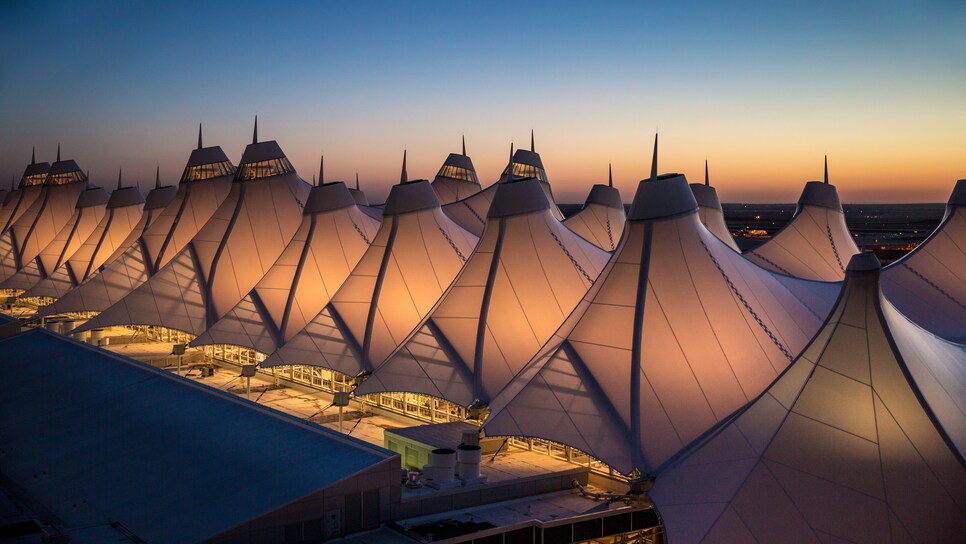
(1, 0), (964, 203)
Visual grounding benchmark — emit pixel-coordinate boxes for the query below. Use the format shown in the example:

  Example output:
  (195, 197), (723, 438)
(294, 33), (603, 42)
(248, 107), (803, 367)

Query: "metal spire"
(56, 143), (61, 162)
(462, 135), (466, 156)
(400, 149), (408, 184)
(155, 166), (160, 189)
(31, 146), (35, 165)
(319, 155), (324, 186)
(530, 130), (535, 152)
(355, 172), (360, 190)
(824, 155), (829, 184)
(507, 143), (515, 182)
(705, 159), (709, 186)
(608, 163), (613, 187)
(649, 134), (658, 181)
(198, 123), (203, 149)
(117, 169), (123, 190)
(252, 116), (258, 144)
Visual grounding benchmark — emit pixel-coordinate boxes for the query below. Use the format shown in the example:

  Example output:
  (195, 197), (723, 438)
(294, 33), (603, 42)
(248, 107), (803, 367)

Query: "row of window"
(20, 173), (48, 187)
(436, 164), (479, 183)
(235, 157), (295, 181)
(47, 170), (87, 186)
(180, 161), (236, 183)
(503, 163), (549, 183)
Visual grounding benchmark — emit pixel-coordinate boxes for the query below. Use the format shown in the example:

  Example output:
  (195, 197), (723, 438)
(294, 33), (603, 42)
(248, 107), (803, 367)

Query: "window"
(180, 161), (236, 183)
(235, 157), (294, 181)
(20, 173), (47, 187)
(46, 170), (85, 186)
(436, 164), (479, 183)
(503, 163), (548, 183)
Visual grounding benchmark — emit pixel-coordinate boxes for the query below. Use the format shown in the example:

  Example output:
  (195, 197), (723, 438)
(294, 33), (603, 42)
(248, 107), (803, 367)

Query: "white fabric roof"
(356, 178), (610, 406)
(191, 182), (380, 354)
(0, 327), (393, 544)
(74, 148), (310, 335)
(650, 254), (966, 543)
(563, 184), (626, 251)
(0, 185), (43, 236)
(263, 180), (478, 377)
(691, 183), (739, 251)
(0, 187), (109, 291)
(25, 186), (172, 300)
(0, 168), (86, 282)
(432, 152), (481, 204)
(881, 179), (966, 343)
(442, 181), (496, 236)
(35, 155), (233, 319)
(745, 181), (858, 281)
(25, 187), (147, 298)
(483, 174), (839, 476)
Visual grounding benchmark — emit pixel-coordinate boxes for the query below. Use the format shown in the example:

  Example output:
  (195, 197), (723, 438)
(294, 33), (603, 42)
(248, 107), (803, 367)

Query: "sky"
(1, 0), (964, 203)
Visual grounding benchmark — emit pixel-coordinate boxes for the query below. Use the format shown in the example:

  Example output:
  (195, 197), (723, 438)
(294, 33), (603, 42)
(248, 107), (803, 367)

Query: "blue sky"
(1, 0), (964, 202)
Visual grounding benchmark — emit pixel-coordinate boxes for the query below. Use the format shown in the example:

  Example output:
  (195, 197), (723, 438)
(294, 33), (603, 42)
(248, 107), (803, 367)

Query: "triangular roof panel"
(650, 254), (966, 543)
(484, 173), (840, 476)
(563, 183), (626, 251)
(35, 146), (234, 318)
(25, 186), (149, 300)
(0, 159), (88, 283)
(1, 187), (110, 292)
(264, 179), (478, 376)
(356, 177), (610, 406)
(881, 179), (966, 342)
(691, 182), (739, 251)
(190, 181), (380, 354)
(0, 159), (50, 235)
(74, 140), (309, 335)
(744, 181), (858, 280)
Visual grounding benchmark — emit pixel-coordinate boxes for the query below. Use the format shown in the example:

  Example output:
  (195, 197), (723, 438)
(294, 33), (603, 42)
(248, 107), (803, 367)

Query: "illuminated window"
(435, 164), (479, 183)
(235, 157), (294, 181)
(503, 162), (548, 183)
(180, 160), (236, 183)
(20, 173), (48, 187)
(46, 170), (86, 186)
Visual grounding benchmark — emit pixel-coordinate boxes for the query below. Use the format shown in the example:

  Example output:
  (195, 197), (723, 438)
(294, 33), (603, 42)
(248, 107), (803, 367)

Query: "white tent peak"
(107, 186), (145, 209)
(628, 173), (695, 221)
(383, 179), (439, 215)
(797, 180), (842, 210)
(76, 186), (110, 208)
(487, 177), (551, 218)
(304, 181), (357, 214)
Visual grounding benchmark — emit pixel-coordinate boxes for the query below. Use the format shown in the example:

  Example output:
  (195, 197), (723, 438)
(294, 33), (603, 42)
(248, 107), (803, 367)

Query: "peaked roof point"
(155, 166), (160, 189)
(400, 149), (408, 184)
(608, 163), (613, 187)
(824, 154), (829, 184)
(650, 134), (658, 181)
(252, 116), (258, 144)
(705, 159), (710, 186)
(355, 172), (360, 190)
(117, 169), (123, 190)
(56, 143), (61, 162)
(530, 129), (535, 152)
(319, 155), (324, 186)
(197, 123), (203, 149)
(31, 146), (35, 165)
(462, 135), (466, 156)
